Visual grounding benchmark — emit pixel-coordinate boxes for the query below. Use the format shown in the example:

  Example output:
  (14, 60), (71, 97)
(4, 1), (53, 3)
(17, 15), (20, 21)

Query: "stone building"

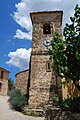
(15, 11), (63, 109)
(0, 67), (10, 96)
(15, 69), (29, 95)
(29, 11), (63, 108)
(15, 10), (80, 112)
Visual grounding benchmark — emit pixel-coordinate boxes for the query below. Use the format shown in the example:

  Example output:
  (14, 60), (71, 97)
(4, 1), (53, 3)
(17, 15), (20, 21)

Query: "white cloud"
(13, 13), (32, 31)
(14, 29), (32, 40)
(6, 48), (31, 70)
(13, 0), (80, 40)
(9, 0), (80, 70)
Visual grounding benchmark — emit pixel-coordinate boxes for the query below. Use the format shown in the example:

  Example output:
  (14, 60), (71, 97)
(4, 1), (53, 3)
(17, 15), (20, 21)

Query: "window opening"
(1, 71), (4, 79)
(46, 61), (51, 72)
(43, 24), (51, 34)
(0, 83), (2, 92)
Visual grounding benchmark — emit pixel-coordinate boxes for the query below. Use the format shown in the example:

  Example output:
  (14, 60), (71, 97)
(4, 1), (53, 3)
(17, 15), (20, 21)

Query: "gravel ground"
(0, 96), (44, 120)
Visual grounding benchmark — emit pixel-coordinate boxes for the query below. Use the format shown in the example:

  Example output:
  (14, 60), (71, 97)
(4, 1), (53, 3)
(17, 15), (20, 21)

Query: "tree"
(49, 5), (80, 91)
(8, 78), (14, 91)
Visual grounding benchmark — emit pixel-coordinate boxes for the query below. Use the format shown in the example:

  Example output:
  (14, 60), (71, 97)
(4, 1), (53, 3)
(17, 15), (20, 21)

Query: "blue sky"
(0, 0), (32, 82)
(0, 0), (80, 82)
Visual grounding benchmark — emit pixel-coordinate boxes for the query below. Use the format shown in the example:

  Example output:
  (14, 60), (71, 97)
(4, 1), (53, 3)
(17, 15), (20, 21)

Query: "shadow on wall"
(27, 57), (31, 105)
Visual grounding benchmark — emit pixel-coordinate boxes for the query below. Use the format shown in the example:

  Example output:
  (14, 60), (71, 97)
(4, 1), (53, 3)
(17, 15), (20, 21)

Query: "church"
(16, 10), (63, 108)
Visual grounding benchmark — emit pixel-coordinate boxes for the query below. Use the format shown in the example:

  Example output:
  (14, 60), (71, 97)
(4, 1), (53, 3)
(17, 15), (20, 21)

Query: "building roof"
(30, 10), (63, 15)
(30, 10), (63, 23)
(0, 67), (10, 73)
(15, 69), (29, 77)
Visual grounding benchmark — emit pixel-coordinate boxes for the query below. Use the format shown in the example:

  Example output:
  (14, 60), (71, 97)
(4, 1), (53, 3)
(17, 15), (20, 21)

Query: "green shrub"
(60, 97), (80, 112)
(52, 94), (59, 106)
(9, 89), (22, 101)
(9, 89), (27, 111)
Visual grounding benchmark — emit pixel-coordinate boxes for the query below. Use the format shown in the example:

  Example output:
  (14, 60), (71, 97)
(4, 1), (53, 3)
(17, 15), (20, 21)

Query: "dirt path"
(0, 96), (44, 120)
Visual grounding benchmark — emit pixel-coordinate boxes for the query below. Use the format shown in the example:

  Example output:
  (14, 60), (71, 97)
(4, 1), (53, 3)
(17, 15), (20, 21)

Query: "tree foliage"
(9, 89), (27, 111)
(8, 78), (14, 91)
(49, 5), (80, 90)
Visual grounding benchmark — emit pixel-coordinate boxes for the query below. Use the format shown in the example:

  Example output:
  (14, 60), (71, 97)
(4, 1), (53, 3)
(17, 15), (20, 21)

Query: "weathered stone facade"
(61, 77), (80, 100)
(15, 69), (29, 95)
(15, 11), (63, 109)
(29, 55), (52, 108)
(29, 11), (63, 108)
(0, 67), (9, 96)
(44, 106), (80, 120)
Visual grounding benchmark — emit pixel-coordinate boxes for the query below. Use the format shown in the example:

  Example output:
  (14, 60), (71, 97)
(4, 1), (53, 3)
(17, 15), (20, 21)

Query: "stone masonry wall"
(44, 106), (80, 120)
(0, 67), (9, 96)
(15, 70), (29, 95)
(1, 79), (8, 96)
(29, 11), (63, 108)
(31, 12), (63, 53)
(29, 55), (52, 108)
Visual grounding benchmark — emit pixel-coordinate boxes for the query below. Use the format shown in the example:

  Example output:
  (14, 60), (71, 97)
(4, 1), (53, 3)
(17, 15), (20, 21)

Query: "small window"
(1, 71), (4, 79)
(43, 24), (51, 34)
(46, 61), (51, 72)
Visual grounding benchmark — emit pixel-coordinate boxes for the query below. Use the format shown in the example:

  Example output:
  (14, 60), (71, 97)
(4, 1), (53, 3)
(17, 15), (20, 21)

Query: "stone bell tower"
(29, 11), (63, 108)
